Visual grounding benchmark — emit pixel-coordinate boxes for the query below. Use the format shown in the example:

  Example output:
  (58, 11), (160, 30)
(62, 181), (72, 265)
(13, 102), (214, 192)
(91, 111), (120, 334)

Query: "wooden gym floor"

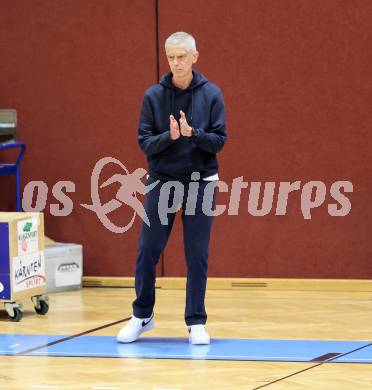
(1, 283), (372, 389)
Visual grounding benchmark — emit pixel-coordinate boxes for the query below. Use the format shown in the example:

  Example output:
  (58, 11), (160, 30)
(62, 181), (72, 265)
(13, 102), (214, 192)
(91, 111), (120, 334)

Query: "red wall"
(1, 0), (371, 278)
(0, 0), (155, 277)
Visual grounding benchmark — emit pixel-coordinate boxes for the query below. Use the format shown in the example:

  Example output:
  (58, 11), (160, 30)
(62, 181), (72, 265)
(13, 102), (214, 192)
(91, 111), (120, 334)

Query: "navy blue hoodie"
(138, 70), (227, 182)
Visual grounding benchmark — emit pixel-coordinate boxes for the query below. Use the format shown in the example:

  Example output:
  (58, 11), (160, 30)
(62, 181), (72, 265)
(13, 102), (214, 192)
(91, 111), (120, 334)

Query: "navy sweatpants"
(132, 176), (216, 326)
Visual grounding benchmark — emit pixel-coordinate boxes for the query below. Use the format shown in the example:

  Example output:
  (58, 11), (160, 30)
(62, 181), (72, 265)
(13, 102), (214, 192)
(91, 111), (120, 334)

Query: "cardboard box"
(0, 212), (45, 301)
(44, 243), (83, 293)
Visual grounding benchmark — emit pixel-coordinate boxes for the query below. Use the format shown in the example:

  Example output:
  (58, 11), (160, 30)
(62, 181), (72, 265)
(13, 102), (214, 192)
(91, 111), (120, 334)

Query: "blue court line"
(1, 334), (372, 363)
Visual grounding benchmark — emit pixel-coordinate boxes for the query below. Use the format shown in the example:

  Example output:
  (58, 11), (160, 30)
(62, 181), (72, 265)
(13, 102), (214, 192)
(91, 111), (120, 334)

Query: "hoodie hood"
(159, 69), (208, 91)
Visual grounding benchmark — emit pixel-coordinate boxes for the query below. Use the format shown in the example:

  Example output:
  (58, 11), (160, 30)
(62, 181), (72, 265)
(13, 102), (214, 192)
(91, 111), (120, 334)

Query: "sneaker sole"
(117, 320), (155, 343)
(189, 337), (210, 345)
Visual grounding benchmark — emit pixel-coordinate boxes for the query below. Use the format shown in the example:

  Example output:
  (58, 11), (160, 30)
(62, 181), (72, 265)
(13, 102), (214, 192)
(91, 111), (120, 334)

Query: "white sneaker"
(188, 324), (210, 345)
(117, 313), (155, 343)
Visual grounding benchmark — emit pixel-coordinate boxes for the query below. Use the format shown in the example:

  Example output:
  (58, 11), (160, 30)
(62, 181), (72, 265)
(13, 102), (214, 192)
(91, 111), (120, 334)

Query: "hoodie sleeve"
(138, 93), (174, 156)
(193, 90), (227, 154)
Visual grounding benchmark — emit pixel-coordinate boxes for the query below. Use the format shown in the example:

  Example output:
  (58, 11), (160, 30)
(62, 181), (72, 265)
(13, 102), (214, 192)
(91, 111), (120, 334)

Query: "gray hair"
(165, 32), (197, 53)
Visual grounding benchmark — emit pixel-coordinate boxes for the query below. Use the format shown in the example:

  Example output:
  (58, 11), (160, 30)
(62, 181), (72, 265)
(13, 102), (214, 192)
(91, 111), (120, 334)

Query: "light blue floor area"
(0, 334), (62, 355)
(333, 345), (372, 363)
(1, 334), (371, 363)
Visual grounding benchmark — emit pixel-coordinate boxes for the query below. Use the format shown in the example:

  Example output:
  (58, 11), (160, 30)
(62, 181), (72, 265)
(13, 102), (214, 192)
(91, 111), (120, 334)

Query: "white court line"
(0, 350), (20, 353)
(9, 344), (20, 348)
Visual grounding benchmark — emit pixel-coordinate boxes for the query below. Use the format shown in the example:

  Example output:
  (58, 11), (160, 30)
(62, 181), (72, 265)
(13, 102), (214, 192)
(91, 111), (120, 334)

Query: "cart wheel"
(10, 307), (23, 322)
(5, 302), (23, 322)
(35, 300), (49, 315)
(31, 295), (50, 315)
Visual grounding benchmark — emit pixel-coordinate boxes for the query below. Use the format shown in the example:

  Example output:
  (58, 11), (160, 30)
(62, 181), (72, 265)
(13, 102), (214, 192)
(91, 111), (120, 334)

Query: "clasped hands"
(170, 110), (192, 140)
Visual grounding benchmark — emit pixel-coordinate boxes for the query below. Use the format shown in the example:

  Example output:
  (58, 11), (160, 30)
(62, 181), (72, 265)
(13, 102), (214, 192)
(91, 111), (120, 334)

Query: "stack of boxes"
(44, 242), (83, 293)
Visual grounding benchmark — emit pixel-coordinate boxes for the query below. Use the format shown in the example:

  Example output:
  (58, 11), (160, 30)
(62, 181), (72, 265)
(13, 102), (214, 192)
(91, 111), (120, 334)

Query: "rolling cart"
(0, 212), (49, 321)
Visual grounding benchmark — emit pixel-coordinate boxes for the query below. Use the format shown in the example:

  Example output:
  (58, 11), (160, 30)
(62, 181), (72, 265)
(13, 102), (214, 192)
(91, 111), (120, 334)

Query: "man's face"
(165, 43), (199, 78)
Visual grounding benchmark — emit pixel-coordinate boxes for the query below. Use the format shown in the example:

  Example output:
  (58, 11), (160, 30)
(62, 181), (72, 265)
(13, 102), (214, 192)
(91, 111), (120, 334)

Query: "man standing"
(117, 32), (227, 344)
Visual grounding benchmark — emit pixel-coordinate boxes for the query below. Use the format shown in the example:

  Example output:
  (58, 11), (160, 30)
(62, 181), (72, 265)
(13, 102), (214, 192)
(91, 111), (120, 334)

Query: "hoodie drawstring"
(170, 90), (175, 117)
(190, 89), (193, 126)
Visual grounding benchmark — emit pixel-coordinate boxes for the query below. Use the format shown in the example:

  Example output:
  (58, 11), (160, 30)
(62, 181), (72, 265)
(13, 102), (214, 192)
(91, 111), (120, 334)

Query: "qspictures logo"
(21, 157), (353, 234)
